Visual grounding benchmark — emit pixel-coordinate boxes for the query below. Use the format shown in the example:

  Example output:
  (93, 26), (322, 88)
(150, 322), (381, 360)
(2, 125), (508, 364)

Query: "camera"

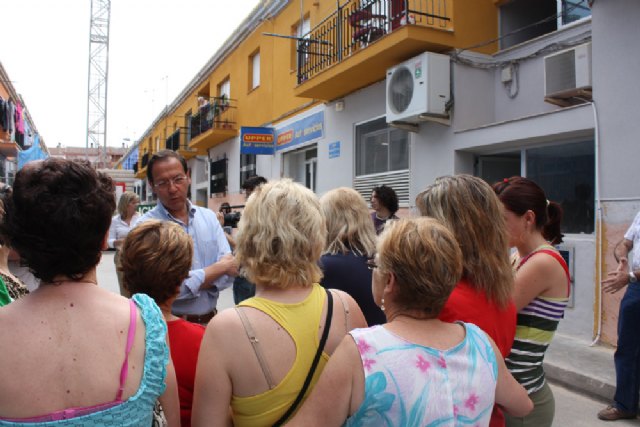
(223, 211), (241, 228)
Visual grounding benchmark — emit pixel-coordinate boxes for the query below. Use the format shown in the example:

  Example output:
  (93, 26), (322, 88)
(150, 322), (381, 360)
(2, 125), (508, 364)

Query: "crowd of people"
(0, 151), (589, 427)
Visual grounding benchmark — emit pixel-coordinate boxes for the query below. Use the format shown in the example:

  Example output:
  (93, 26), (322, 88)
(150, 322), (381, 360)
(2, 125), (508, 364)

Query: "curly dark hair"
(121, 220), (193, 303)
(372, 185), (399, 215)
(0, 159), (115, 282)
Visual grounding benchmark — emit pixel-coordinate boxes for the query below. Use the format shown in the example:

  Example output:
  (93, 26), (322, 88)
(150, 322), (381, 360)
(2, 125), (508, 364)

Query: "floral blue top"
(345, 322), (498, 427)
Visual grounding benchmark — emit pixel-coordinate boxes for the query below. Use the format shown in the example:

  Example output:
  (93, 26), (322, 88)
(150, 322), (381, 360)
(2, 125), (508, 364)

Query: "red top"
(439, 278), (517, 427)
(167, 318), (206, 427)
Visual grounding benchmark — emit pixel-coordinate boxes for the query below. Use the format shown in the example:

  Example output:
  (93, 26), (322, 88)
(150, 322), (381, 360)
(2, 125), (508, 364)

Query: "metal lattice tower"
(85, 0), (111, 163)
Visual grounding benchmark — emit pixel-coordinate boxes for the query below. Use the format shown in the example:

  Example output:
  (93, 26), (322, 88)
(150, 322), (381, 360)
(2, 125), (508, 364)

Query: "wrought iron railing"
(190, 96), (237, 141)
(166, 128), (197, 153)
(297, 0), (451, 83)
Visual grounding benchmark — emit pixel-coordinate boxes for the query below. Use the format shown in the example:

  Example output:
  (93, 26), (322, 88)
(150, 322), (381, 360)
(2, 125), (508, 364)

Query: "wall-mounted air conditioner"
(544, 42), (592, 99)
(386, 51), (450, 125)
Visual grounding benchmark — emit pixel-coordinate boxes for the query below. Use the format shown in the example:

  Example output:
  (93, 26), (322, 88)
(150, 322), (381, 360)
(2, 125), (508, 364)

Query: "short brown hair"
(377, 217), (462, 317)
(121, 220), (193, 303)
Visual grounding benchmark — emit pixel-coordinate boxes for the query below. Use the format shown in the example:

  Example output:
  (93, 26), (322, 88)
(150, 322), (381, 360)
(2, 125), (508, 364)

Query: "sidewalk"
(544, 332), (616, 403)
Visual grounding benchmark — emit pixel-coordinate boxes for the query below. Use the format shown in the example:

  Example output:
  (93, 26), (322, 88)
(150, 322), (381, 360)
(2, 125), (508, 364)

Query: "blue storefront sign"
(240, 127), (275, 155)
(329, 141), (340, 159)
(276, 111), (324, 151)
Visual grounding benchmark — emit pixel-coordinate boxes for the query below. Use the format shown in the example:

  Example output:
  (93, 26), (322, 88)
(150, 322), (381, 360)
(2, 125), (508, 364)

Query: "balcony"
(188, 96), (238, 151)
(135, 152), (150, 179)
(294, 0), (465, 100)
(165, 129), (199, 160)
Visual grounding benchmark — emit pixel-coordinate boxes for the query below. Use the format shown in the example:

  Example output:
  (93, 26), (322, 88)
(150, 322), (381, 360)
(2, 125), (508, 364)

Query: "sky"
(0, 0), (260, 149)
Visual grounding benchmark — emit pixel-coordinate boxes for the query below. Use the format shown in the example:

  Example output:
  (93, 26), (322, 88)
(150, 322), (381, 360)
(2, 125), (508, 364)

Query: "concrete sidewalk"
(544, 332), (616, 403)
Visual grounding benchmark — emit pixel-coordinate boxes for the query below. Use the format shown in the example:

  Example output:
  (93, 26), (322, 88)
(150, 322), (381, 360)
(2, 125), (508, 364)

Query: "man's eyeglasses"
(153, 175), (187, 190)
(366, 257), (378, 271)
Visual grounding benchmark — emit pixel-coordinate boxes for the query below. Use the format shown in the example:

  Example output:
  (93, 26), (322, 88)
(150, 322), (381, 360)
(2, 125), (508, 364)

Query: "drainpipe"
(590, 100), (603, 347)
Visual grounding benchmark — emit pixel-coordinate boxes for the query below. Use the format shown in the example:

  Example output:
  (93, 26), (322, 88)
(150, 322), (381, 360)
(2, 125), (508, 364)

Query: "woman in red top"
(123, 220), (205, 427)
(416, 174), (517, 427)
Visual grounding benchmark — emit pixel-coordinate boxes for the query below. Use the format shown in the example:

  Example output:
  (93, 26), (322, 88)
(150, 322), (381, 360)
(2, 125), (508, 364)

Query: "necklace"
(48, 278), (98, 286)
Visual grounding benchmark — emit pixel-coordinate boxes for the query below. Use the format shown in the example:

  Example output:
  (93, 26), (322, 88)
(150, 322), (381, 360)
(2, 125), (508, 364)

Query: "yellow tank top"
(231, 283), (330, 427)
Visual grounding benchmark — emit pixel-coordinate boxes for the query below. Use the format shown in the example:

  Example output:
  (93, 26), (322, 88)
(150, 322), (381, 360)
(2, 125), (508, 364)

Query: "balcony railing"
(297, 0), (451, 83)
(190, 96), (237, 141)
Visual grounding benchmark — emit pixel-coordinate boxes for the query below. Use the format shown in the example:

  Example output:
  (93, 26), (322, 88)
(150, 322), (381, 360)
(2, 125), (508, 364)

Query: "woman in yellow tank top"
(192, 179), (367, 427)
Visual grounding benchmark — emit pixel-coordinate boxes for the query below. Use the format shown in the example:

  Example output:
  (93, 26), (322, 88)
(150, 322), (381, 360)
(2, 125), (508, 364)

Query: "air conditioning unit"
(544, 42), (592, 99)
(386, 51), (450, 124)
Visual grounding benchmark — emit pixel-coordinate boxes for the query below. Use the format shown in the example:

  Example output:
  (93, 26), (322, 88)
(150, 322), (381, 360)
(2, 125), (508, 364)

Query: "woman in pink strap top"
(0, 159), (180, 426)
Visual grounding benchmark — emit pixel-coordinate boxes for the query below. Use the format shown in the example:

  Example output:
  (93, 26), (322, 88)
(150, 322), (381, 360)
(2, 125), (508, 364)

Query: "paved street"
(97, 251), (639, 426)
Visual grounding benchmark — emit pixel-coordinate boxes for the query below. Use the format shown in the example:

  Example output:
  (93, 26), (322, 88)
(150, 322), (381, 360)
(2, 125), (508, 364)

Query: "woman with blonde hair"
(289, 218), (532, 426)
(108, 190), (140, 296)
(320, 187), (384, 326)
(192, 179), (366, 427)
(416, 174), (517, 427)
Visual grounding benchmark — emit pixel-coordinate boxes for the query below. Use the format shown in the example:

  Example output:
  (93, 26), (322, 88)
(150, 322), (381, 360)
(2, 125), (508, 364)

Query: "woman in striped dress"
(493, 177), (571, 427)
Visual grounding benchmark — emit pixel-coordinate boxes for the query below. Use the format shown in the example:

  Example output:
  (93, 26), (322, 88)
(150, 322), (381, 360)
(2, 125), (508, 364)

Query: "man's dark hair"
(242, 175), (267, 193)
(146, 150), (188, 184)
(373, 185), (399, 215)
(0, 159), (115, 282)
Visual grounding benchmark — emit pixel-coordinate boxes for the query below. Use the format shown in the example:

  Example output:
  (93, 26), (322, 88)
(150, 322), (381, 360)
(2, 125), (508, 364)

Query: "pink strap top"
(0, 300), (138, 422)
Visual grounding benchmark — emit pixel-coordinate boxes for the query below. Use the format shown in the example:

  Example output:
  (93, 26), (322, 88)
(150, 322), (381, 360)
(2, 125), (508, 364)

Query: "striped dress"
(505, 247), (570, 394)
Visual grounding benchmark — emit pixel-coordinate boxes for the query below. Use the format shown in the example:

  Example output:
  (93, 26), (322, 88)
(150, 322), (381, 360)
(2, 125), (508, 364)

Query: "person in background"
(136, 150), (237, 325)
(370, 185), (399, 235)
(493, 176), (570, 427)
(231, 175), (267, 304)
(109, 190), (140, 297)
(289, 218), (533, 426)
(416, 174), (517, 427)
(319, 187), (385, 326)
(192, 179), (366, 427)
(597, 209), (640, 421)
(0, 158), (179, 426)
(0, 185), (27, 303)
(123, 220), (204, 427)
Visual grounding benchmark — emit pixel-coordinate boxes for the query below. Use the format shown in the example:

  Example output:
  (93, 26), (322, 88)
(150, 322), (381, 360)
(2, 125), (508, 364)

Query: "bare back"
(0, 284), (146, 418)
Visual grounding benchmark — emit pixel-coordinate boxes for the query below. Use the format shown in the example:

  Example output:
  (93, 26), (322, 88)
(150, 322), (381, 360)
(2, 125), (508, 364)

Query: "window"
(499, 0), (591, 49)
(240, 154), (256, 187)
(527, 140), (594, 234)
(218, 77), (231, 99)
(559, 0), (591, 26)
(356, 118), (409, 176)
(291, 16), (311, 71)
(249, 50), (260, 90)
(475, 139), (595, 234)
(210, 158), (228, 195)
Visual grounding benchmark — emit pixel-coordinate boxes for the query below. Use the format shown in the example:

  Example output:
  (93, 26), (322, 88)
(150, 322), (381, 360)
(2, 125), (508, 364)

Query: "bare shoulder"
(203, 306), (245, 341)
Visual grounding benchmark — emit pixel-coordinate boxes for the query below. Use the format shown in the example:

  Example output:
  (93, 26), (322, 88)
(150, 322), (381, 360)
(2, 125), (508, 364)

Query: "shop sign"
(240, 127), (275, 155)
(276, 111), (324, 151)
(329, 141), (340, 159)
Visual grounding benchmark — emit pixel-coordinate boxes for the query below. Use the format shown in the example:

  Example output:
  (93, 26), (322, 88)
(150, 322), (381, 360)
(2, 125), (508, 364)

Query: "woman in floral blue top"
(290, 217), (533, 426)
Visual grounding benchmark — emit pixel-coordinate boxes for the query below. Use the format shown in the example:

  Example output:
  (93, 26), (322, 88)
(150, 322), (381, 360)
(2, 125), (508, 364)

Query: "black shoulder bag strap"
(272, 288), (334, 426)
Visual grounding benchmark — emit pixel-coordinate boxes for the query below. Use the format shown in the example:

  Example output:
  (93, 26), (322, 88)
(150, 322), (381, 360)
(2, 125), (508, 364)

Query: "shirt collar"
(157, 199), (197, 223)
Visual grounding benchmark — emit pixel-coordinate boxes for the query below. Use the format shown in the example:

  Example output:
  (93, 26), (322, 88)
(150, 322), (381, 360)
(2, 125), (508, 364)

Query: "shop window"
(210, 158), (228, 195)
(249, 50), (260, 90)
(476, 139), (594, 234)
(240, 154), (256, 188)
(526, 140), (594, 234)
(356, 117), (409, 176)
